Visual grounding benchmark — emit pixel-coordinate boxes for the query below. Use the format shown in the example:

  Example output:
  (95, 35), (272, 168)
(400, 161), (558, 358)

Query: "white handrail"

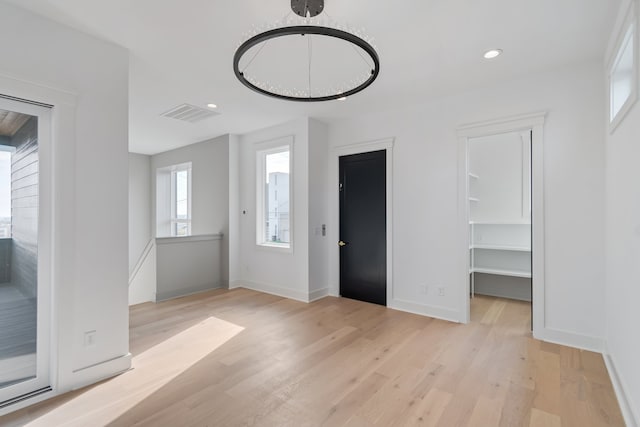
(129, 239), (154, 286)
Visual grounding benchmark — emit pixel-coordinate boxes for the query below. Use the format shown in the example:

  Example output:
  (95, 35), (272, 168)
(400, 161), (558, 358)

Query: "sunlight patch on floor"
(25, 316), (244, 427)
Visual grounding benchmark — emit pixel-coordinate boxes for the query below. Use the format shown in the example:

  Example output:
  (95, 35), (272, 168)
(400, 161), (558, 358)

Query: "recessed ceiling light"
(483, 49), (503, 59)
(337, 96), (347, 101)
(207, 103), (217, 109)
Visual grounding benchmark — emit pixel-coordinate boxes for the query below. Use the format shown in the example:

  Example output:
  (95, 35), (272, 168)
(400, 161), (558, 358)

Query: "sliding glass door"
(0, 96), (51, 407)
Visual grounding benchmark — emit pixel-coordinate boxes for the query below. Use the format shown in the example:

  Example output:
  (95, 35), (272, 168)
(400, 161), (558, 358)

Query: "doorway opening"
(467, 130), (532, 327)
(339, 150), (387, 306)
(0, 96), (51, 408)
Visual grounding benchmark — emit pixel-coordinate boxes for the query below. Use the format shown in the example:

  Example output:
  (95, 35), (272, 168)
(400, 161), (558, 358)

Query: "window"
(171, 167), (191, 236)
(156, 162), (191, 237)
(256, 140), (291, 249)
(609, 6), (637, 130)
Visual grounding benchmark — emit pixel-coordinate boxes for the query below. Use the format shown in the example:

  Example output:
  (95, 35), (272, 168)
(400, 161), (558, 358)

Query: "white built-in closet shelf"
(468, 173), (479, 179)
(470, 244), (531, 252)
(468, 197), (480, 202)
(470, 267), (532, 278)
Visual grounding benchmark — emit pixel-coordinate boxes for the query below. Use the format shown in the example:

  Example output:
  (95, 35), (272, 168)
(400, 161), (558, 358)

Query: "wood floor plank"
(318, 372), (390, 427)
(532, 350), (562, 415)
(391, 387), (452, 427)
(468, 395), (504, 426)
(0, 291), (626, 426)
(530, 408), (562, 427)
(499, 382), (535, 427)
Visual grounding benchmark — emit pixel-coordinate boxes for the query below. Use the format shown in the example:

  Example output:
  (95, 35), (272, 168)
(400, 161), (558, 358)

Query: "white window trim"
(607, 1), (638, 133)
(255, 136), (293, 252)
(170, 163), (192, 237)
(156, 161), (192, 238)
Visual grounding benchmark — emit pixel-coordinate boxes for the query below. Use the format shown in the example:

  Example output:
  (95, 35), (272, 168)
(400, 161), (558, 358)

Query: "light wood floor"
(0, 289), (624, 426)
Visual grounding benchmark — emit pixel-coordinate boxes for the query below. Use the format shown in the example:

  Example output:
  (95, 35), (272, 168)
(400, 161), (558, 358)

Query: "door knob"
(338, 240), (347, 247)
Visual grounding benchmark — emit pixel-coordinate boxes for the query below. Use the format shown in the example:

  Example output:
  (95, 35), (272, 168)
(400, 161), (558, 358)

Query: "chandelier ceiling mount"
(291, 0), (325, 18)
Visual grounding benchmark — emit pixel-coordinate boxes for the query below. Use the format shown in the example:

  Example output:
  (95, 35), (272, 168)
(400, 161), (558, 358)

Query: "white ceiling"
(5, 0), (620, 154)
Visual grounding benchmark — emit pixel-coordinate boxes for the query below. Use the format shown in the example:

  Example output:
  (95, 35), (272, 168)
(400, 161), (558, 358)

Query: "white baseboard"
(70, 353), (132, 391)
(604, 352), (639, 427)
(155, 282), (224, 302)
(474, 290), (531, 302)
(534, 327), (604, 353)
(0, 353), (133, 417)
(309, 288), (329, 302)
(234, 284), (461, 321)
(327, 286), (462, 322)
(228, 280), (243, 289)
(389, 298), (462, 323)
(234, 280), (310, 303)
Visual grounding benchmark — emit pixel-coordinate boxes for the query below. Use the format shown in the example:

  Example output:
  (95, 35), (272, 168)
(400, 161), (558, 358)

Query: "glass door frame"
(0, 96), (52, 406)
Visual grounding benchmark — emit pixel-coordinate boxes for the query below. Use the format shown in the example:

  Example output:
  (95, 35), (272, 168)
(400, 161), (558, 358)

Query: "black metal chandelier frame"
(233, 22), (380, 102)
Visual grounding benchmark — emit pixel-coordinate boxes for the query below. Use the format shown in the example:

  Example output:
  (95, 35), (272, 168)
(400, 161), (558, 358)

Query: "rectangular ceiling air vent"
(160, 103), (219, 123)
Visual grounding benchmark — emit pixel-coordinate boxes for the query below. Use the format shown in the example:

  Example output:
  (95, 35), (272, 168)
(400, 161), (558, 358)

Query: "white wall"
(151, 134), (230, 283)
(234, 118), (311, 301)
(327, 61), (606, 344)
(604, 0), (640, 424)
(128, 244), (156, 306)
(129, 153), (151, 274)
(0, 1), (130, 409)
(228, 134), (241, 285)
(155, 235), (223, 301)
(308, 119), (330, 300)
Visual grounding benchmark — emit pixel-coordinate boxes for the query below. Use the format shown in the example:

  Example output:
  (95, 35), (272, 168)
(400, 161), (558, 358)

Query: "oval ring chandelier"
(233, 0), (380, 102)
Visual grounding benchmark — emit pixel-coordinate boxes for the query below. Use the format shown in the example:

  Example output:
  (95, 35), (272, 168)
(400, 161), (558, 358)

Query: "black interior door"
(339, 150), (386, 306)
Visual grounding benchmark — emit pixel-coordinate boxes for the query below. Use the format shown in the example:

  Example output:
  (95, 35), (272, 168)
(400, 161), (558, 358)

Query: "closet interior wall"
(468, 131), (532, 301)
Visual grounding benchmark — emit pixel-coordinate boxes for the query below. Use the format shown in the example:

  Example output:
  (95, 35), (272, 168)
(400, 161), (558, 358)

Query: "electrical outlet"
(438, 287), (445, 297)
(84, 330), (97, 348)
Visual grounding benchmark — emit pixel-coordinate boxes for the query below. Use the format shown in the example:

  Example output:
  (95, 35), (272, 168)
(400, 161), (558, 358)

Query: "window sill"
(256, 242), (293, 254)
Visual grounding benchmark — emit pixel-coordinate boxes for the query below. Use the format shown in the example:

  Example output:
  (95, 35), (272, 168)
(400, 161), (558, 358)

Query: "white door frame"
(0, 95), (52, 405)
(457, 112), (546, 336)
(328, 138), (394, 305)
